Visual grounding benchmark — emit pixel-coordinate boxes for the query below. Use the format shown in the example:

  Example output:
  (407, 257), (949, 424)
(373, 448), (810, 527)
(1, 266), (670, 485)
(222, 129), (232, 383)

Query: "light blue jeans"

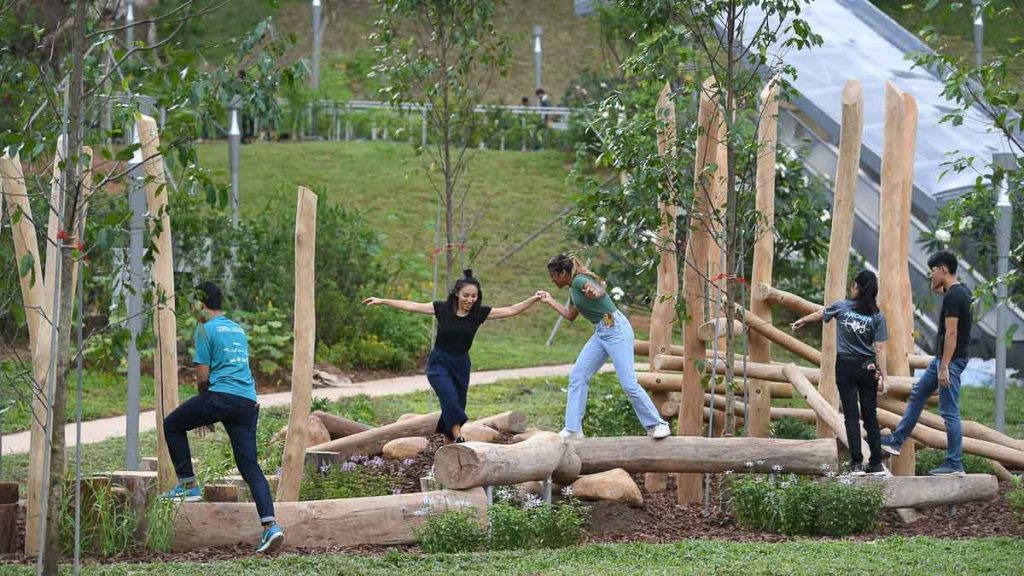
(564, 310), (668, 432)
(890, 357), (968, 468)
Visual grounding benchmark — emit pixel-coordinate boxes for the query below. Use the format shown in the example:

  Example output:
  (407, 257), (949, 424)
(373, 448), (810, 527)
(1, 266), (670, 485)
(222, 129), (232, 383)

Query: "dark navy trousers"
(426, 347), (471, 439)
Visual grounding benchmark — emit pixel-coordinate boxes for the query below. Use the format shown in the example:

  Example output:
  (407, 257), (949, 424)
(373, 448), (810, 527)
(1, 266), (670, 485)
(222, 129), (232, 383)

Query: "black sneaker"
(850, 463), (865, 475)
(864, 462), (888, 476)
(455, 436), (466, 444)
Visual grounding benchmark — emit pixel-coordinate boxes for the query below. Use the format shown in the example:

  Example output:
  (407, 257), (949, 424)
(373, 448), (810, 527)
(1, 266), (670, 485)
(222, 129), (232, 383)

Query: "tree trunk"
(433, 432), (579, 489)
(310, 411), (372, 439)
(306, 412), (441, 461)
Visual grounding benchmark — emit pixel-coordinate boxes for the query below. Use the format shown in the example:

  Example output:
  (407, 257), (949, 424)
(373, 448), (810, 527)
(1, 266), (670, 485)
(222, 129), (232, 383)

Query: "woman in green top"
(538, 254), (671, 439)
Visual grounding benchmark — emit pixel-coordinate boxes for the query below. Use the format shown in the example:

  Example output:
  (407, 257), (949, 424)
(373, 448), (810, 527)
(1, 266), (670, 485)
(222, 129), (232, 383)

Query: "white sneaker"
(648, 423), (671, 439)
(558, 428), (584, 439)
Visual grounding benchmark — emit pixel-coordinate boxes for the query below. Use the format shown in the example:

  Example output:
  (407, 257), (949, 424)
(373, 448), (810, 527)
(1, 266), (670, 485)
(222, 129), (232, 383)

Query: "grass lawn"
(4, 537), (1022, 575)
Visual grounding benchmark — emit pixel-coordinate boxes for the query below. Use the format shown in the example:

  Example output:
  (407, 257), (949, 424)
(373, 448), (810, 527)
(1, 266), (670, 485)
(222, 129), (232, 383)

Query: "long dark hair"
(546, 254), (603, 284)
(851, 269), (879, 315)
(446, 269), (483, 317)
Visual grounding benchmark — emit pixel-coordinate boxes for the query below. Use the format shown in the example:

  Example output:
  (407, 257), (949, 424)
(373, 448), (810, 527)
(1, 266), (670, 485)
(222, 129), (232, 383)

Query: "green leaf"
(18, 253), (36, 287)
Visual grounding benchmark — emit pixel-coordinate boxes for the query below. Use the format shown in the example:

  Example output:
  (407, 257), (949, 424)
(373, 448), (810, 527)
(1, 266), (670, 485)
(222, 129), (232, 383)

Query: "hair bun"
(462, 269), (474, 278)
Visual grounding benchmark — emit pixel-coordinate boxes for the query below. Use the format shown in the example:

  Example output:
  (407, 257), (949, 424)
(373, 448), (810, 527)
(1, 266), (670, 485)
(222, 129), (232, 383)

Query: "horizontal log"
(875, 409), (1024, 469)
(697, 318), (748, 341)
(849, 474), (998, 509)
(877, 396), (1024, 453)
(173, 488), (487, 551)
(634, 340), (685, 357)
(570, 436), (838, 476)
(638, 370), (796, 399)
(307, 412), (440, 458)
(311, 411), (372, 439)
(704, 394), (817, 423)
(433, 432), (579, 489)
(754, 283), (821, 316)
(473, 410), (528, 434)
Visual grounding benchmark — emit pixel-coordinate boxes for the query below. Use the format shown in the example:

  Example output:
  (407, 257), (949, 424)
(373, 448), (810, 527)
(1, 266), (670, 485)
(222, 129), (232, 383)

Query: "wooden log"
(0, 502), (16, 554)
(433, 432), (579, 489)
(0, 483), (18, 505)
(473, 410), (528, 434)
(877, 396), (1024, 452)
(697, 318), (748, 342)
(742, 307), (821, 365)
(138, 115), (180, 491)
(310, 411), (372, 439)
(633, 340), (685, 358)
(108, 470), (158, 514)
(875, 408), (1024, 469)
(783, 365), (871, 459)
(307, 412), (441, 459)
(638, 370), (796, 398)
(279, 187), (318, 502)
(204, 484), (240, 503)
(753, 283), (820, 317)
(850, 474), (998, 509)
(173, 488), (487, 551)
(878, 83), (915, 482)
(571, 436), (838, 476)
(819, 80), (864, 439)
(704, 394), (817, 424)
(900, 93), (919, 352)
(648, 81), (681, 493)
(748, 78), (780, 439)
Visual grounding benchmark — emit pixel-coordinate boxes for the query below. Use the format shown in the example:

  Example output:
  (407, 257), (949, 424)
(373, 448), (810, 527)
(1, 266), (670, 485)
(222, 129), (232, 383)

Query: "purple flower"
(341, 462), (357, 472)
(392, 488), (402, 495)
(402, 459), (416, 467)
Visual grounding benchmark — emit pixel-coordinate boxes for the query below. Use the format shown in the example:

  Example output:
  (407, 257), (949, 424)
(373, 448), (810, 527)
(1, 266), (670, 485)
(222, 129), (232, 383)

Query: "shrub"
(582, 374), (648, 437)
(771, 417), (817, 440)
(729, 474), (883, 536)
(413, 507), (488, 553)
(300, 456), (400, 501)
(59, 480), (180, 557)
(1008, 476), (1024, 520)
(915, 448), (993, 475)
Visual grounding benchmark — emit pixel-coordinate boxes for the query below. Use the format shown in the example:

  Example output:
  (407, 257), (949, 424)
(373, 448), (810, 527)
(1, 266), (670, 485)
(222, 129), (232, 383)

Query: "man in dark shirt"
(881, 251), (972, 475)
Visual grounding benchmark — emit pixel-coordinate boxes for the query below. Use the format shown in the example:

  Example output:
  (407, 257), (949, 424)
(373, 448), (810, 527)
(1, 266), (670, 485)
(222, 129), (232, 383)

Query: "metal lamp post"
(972, 0), (984, 68)
(993, 152), (1016, 432)
(533, 26), (543, 91)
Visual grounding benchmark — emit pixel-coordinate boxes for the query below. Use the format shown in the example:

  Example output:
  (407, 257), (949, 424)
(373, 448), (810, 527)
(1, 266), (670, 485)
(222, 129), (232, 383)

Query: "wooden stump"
(433, 432), (577, 489)
(0, 482), (18, 554)
(204, 484), (240, 503)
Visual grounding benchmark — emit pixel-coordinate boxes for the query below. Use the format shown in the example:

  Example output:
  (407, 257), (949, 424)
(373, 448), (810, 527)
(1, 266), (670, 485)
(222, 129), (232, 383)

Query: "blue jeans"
(890, 358), (968, 468)
(164, 391), (276, 524)
(426, 347), (471, 440)
(564, 311), (668, 432)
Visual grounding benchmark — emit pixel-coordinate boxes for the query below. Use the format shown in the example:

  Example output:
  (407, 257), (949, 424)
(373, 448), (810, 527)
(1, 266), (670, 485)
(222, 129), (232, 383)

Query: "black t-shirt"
(936, 283), (973, 360)
(433, 300), (492, 354)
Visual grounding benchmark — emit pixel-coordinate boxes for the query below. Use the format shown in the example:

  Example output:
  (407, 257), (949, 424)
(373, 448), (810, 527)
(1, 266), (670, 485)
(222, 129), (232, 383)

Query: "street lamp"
(993, 152), (1016, 433)
(533, 26), (543, 91)
(972, 0), (984, 68)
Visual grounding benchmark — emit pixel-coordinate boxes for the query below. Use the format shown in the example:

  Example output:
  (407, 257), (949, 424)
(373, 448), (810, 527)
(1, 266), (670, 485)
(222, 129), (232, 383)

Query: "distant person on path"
(535, 88), (553, 127)
(161, 281), (284, 553)
(538, 254), (671, 440)
(792, 270), (889, 475)
(881, 251), (973, 476)
(364, 270), (541, 443)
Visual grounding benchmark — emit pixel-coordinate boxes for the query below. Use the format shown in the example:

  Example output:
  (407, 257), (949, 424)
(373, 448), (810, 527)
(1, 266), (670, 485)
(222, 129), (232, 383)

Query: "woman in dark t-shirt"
(363, 270), (541, 442)
(792, 270), (889, 475)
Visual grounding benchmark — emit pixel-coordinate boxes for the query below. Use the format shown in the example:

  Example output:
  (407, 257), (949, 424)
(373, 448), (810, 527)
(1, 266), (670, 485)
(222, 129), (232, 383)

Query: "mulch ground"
(1, 440), (1021, 566)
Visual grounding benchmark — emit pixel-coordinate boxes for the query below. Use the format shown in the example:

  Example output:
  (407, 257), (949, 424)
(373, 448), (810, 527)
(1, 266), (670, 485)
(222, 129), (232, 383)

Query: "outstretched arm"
(362, 297), (434, 315)
(537, 290), (579, 321)
(488, 294), (542, 320)
(791, 309), (824, 331)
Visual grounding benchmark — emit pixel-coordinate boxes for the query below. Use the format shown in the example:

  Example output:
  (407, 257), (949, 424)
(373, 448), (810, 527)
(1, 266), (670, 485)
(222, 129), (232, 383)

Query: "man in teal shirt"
(161, 282), (284, 553)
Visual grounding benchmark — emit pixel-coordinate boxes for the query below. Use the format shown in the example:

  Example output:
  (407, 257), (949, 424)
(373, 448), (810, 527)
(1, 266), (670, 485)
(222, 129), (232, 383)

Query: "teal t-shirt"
(570, 274), (618, 324)
(194, 316), (257, 402)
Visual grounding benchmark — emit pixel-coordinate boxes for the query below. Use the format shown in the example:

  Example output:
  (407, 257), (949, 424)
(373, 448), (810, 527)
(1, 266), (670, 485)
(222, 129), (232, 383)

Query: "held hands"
(535, 290), (553, 304)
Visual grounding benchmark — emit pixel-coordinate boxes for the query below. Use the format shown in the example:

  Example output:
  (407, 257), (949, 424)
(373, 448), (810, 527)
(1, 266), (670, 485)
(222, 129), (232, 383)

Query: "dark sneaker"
(865, 462), (888, 476)
(928, 464), (966, 477)
(454, 436), (466, 444)
(880, 436), (901, 456)
(850, 463), (865, 476)
(160, 483), (202, 502)
(256, 523), (285, 553)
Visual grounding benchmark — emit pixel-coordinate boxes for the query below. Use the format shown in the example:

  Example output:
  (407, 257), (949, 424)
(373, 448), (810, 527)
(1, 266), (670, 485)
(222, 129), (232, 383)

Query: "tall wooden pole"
(900, 93), (919, 351)
(646, 82), (679, 493)
(819, 80), (864, 439)
(747, 79), (779, 438)
(278, 186), (318, 502)
(677, 78), (719, 504)
(138, 115), (180, 491)
(878, 83), (915, 481)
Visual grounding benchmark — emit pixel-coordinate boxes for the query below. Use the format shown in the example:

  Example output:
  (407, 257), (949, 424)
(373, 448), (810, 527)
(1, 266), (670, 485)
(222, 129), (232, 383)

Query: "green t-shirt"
(570, 274), (618, 324)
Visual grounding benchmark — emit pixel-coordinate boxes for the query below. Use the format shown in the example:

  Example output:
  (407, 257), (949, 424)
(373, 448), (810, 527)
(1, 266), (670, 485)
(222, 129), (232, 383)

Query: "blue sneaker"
(160, 483), (202, 502)
(880, 435), (901, 456)
(256, 523), (285, 553)
(928, 463), (966, 477)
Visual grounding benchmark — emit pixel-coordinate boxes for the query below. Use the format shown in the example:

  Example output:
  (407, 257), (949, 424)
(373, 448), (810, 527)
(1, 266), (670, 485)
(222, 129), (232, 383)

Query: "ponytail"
(547, 254), (604, 285)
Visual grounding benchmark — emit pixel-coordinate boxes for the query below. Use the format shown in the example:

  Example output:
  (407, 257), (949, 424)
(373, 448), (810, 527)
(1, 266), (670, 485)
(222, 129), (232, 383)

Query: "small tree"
(372, 0), (513, 288)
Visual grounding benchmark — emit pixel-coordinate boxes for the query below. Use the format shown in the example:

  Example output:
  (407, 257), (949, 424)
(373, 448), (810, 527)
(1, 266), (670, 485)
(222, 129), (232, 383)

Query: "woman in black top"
(792, 270), (889, 475)
(364, 270), (541, 442)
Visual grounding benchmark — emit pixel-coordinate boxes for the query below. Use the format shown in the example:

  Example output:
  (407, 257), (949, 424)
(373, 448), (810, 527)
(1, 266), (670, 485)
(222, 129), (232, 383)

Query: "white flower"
(523, 494), (545, 509)
(960, 216), (974, 230)
(819, 209), (830, 222)
(771, 464), (783, 473)
(745, 461), (755, 468)
(601, 110), (610, 119)
(610, 287), (625, 302)
(600, 82), (608, 89)
(561, 485), (575, 497)
(935, 229), (952, 243)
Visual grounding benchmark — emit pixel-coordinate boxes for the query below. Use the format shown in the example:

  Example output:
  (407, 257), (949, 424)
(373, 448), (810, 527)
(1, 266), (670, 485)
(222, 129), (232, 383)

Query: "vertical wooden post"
(1, 154), (47, 555)
(138, 115), (180, 491)
(278, 186), (318, 502)
(819, 80), (864, 440)
(878, 83), (915, 480)
(747, 79), (780, 438)
(677, 77), (718, 504)
(900, 93), (919, 352)
(646, 82), (679, 494)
